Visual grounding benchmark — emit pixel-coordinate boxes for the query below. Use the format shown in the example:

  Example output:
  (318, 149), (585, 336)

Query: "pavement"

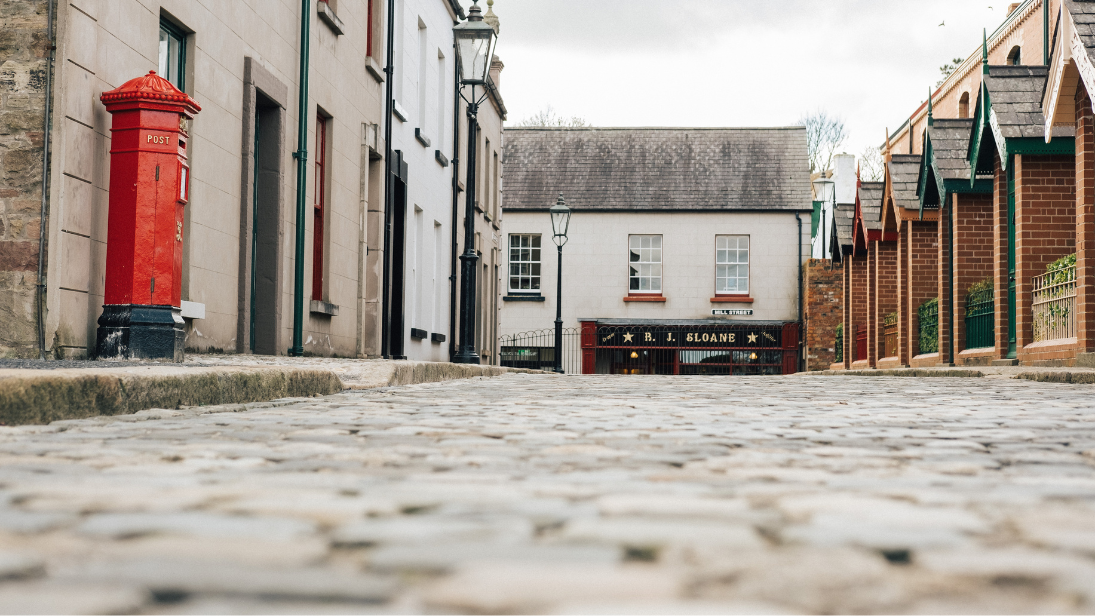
(1, 374), (1094, 614)
(0, 356), (539, 426)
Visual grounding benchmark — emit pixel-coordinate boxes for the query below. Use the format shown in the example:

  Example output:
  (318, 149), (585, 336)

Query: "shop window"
(158, 19), (187, 91)
(716, 235), (749, 295)
(629, 235), (662, 293)
(508, 234), (541, 292)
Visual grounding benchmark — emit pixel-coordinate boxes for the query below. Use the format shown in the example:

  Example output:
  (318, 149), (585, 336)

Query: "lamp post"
(452, 3), (498, 365)
(812, 177), (835, 261)
(549, 194), (571, 373)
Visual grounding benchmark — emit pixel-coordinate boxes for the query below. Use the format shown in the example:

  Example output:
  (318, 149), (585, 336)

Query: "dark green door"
(1007, 160), (1017, 358)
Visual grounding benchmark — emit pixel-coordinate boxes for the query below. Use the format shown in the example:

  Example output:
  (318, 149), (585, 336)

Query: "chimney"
(489, 56), (504, 90)
(833, 153), (857, 205)
(1007, 2), (1020, 15)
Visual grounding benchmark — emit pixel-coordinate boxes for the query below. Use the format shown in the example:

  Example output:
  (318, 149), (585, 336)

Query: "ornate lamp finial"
(484, 0), (499, 35)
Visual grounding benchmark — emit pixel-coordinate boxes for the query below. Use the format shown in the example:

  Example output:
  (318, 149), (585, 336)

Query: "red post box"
(95, 71), (201, 361)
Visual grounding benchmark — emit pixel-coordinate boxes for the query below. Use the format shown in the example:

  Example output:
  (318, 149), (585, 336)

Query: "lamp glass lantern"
(550, 194), (571, 247)
(453, 4), (498, 85)
(812, 178), (835, 203)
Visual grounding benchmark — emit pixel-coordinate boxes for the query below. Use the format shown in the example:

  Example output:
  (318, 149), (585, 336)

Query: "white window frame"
(628, 235), (662, 294)
(508, 234), (542, 293)
(715, 235), (750, 295)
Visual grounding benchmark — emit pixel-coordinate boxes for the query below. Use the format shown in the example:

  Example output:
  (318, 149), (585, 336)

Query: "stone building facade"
(0, 0), (506, 361)
(0, 0), (52, 357)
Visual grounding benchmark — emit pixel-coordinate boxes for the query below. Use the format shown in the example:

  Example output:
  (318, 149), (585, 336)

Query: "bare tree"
(797, 110), (847, 174)
(515, 105), (590, 128)
(859, 146), (884, 182)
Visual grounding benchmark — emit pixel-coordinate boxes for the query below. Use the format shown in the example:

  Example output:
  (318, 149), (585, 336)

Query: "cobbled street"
(2, 374), (1095, 614)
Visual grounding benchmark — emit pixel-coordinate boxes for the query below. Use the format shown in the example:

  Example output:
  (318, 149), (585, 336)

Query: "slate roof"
(981, 66), (1066, 140)
(925, 119), (976, 181)
(858, 182), (885, 231)
(887, 154), (923, 212)
(834, 201), (855, 250)
(1066, 0), (1095, 57)
(502, 127), (812, 212)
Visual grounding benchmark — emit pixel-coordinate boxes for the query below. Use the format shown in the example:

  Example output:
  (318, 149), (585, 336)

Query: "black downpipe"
(380, 0), (396, 358)
(947, 196), (955, 365)
(796, 212), (804, 373)
(289, 0), (311, 356)
(448, 45), (461, 361)
(36, 0), (55, 360)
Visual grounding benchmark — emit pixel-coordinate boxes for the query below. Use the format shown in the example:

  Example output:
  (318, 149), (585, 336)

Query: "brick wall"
(953, 192), (995, 356)
(842, 258), (851, 368)
(906, 220), (939, 361)
(867, 243), (879, 367)
(1015, 154), (1076, 359)
(897, 219), (909, 365)
(804, 258), (842, 371)
(873, 240), (898, 360)
(938, 201), (952, 364)
(0, 0), (50, 358)
(1076, 88), (1095, 353)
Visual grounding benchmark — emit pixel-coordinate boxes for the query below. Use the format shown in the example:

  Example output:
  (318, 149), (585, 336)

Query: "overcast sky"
(491, 0), (1020, 157)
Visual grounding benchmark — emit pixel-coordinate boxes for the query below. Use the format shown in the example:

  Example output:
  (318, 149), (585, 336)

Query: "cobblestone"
(0, 374), (1094, 613)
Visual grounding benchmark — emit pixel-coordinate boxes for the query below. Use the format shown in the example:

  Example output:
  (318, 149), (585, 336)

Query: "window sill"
(431, 333), (446, 343)
(415, 128), (431, 148)
(711, 296), (754, 303)
(317, 1), (344, 35)
(310, 300), (339, 316)
(624, 295), (666, 303)
(365, 56), (385, 83)
(410, 328), (428, 340)
(392, 100), (408, 122)
(504, 295), (545, 302)
(435, 150), (449, 167)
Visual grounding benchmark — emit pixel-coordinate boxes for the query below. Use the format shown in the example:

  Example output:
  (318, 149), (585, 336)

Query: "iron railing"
(835, 325), (843, 363)
(884, 312), (898, 358)
(1032, 265), (1077, 342)
(918, 298), (939, 355)
(964, 286), (995, 349)
(500, 328), (582, 374)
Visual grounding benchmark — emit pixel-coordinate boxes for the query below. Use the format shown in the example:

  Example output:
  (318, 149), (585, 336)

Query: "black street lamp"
(550, 193), (571, 374)
(452, 3), (498, 365)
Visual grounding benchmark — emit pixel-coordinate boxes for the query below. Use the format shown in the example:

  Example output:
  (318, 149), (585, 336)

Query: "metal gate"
(500, 328), (582, 374)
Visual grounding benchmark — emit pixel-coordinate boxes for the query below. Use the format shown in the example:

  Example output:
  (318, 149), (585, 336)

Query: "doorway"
(388, 174), (408, 359)
(250, 94), (282, 355)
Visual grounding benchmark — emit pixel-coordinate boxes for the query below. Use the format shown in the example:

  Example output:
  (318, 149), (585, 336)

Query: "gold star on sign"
(623, 332), (634, 343)
(748, 333), (758, 344)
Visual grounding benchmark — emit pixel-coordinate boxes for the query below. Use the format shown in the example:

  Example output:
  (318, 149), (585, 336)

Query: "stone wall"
(0, 0), (50, 358)
(804, 258), (841, 372)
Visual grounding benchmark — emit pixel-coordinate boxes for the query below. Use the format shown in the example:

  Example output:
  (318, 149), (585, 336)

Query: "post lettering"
(147, 134), (171, 145)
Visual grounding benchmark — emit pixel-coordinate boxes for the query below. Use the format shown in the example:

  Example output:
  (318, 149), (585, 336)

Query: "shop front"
(580, 319), (801, 375)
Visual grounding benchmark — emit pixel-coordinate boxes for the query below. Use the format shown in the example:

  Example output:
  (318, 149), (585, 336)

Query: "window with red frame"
(366, 0), (375, 57)
(313, 114), (327, 301)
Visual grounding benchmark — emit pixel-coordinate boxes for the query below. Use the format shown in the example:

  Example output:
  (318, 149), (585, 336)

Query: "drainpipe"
(448, 43), (460, 361)
(289, 0), (312, 356)
(1044, 0), (1050, 65)
(795, 212), (804, 373)
(947, 194), (955, 365)
(36, 0), (56, 360)
(380, 0), (396, 358)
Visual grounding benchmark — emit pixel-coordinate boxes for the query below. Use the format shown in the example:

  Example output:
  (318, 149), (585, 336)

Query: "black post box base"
(95, 304), (185, 362)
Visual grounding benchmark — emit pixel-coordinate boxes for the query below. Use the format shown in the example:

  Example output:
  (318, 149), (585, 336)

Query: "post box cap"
(100, 71), (201, 116)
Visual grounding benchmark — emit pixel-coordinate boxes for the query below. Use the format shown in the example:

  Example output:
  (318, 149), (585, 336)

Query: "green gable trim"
(920, 128), (990, 218)
(1007, 137), (1075, 158)
(968, 84), (991, 188)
